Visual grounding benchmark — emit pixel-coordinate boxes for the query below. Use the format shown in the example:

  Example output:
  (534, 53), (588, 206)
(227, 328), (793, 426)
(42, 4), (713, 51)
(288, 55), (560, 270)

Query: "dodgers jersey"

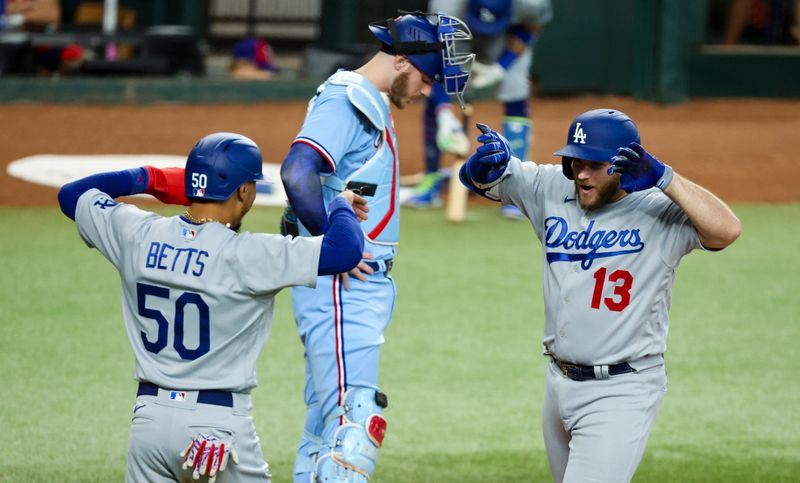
(292, 70), (398, 261)
(75, 188), (322, 393)
(492, 158), (702, 365)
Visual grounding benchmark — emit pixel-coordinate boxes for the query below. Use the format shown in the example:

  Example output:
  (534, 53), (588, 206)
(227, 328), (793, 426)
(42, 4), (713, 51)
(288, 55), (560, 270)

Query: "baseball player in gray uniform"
(57, 132), (367, 483)
(459, 110), (741, 482)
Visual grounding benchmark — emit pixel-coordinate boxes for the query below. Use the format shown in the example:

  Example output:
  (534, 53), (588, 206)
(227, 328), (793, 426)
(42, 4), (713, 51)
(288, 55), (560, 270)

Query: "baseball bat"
(446, 103), (472, 223)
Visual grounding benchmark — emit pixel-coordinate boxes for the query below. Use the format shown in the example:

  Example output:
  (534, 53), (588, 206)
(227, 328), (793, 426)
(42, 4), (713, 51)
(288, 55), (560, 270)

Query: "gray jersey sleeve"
(492, 157), (562, 235)
(234, 233), (321, 295)
(637, 191), (703, 266)
(75, 189), (157, 268)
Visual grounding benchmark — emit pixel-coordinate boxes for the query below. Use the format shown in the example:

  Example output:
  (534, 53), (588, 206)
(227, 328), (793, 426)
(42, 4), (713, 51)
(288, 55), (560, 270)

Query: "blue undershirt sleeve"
(281, 143), (330, 236)
(57, 167), (149, 221)
(318, 196), (364, 275)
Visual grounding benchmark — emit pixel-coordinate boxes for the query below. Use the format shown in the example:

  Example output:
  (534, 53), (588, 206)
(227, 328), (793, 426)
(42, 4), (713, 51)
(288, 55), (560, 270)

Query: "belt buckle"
(385, 260), (393, 273)
(560, 362), (579, 378)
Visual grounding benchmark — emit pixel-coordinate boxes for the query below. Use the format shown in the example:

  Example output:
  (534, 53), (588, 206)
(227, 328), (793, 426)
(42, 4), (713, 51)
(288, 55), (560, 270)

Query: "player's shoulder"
(315, 71), (362, 100)
(78, 188), (154, 219)
(537, 161), (564, 176)
(628, 188), (682, 219)
(513, 159), (563, 179)
(227, 231), (322, 265)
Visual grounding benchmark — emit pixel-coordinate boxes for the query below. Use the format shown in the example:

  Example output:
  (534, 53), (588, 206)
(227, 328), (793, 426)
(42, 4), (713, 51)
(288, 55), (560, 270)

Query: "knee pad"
(314, 388), (388, 482)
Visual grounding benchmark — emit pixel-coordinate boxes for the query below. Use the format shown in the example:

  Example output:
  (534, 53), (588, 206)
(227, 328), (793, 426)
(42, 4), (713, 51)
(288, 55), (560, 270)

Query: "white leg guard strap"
(313, 388), (388, 482)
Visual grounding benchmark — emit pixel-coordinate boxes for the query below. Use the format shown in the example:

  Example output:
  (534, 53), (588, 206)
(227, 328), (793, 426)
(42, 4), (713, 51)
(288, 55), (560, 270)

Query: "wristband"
(656, 165), (674, 190)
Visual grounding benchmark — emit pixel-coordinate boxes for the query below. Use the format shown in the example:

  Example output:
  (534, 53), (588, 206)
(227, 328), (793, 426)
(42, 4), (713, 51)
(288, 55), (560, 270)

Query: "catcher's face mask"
(370, 12), (475, 108)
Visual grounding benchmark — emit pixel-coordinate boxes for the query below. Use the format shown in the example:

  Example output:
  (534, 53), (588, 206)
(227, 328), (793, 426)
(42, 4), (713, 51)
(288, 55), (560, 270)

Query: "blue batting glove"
(467, 123), (513, 185)
(608, 142), (674, 193)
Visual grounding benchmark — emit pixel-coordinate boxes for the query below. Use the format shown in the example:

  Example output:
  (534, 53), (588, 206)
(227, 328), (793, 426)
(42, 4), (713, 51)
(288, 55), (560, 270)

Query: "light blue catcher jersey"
(492, 159), (702, 366)
(293, 70), (399, 260)
(75, 189), (322, 393)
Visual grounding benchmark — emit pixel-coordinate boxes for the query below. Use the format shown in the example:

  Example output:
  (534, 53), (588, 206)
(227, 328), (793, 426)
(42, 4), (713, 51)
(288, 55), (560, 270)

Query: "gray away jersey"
(492, 159), (702, 365)
(75, 189), (322, 393)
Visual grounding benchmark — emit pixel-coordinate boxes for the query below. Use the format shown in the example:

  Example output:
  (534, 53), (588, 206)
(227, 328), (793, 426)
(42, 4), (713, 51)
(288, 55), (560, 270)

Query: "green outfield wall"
(0, 0), (798, 104)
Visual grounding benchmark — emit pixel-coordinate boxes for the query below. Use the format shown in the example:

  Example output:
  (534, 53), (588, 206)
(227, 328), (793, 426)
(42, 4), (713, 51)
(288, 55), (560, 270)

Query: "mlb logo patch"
(193, 188), (205, 197)
(181, 227), (197, 240)
(169, 391), (187, 402)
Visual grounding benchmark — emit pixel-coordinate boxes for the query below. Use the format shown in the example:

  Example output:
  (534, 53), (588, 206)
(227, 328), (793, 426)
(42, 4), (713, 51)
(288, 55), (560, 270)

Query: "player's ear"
(395, 55), (410, 72)
(237, 183), (248, 201)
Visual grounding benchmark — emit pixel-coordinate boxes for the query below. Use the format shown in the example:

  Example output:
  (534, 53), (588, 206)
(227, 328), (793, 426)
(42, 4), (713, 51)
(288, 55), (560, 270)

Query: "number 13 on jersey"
(591, 268), (633, 312)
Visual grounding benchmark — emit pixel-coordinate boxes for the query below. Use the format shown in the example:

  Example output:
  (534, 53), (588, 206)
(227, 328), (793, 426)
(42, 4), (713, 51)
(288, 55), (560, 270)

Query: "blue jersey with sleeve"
(293, 70), (399, 261)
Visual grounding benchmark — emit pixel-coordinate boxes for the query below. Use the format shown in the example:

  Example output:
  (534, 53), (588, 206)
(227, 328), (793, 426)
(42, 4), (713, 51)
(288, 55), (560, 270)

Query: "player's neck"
(185, 202), (237, 228)
(355, 52), (395, 93)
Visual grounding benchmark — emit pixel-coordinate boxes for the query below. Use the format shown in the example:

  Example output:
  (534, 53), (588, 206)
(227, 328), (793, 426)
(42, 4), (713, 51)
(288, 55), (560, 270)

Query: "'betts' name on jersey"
(74, 189), (322, 393)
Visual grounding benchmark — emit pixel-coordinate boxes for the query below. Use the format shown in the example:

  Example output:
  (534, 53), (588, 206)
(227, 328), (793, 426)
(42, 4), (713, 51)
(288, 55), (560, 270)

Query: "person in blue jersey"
(279, 11), (474, 483)
(57, 132), (367, 483)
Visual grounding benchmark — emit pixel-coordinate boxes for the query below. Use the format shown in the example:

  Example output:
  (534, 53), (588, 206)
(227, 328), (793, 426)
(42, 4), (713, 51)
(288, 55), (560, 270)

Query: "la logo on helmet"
(572, 122), (587, 144)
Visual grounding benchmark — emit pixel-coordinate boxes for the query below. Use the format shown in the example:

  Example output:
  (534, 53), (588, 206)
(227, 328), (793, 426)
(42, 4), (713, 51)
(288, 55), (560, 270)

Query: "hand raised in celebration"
(466, 123), (513, 187)
(608, 142), (673, 193)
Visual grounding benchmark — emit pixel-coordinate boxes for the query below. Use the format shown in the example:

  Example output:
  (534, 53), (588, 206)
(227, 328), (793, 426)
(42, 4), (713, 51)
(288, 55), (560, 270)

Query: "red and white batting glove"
(180, 433), (239, 483)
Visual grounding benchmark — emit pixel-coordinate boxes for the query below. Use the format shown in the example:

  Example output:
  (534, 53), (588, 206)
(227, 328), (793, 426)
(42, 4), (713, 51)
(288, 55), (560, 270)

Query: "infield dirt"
(1, 96), (797, 206)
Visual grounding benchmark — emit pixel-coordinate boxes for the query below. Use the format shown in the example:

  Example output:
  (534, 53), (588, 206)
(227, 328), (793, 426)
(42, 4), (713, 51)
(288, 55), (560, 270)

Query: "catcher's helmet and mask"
(185, 132), (269, 201)
(369, 12), (475, 108)
(554, 109), (641, 180)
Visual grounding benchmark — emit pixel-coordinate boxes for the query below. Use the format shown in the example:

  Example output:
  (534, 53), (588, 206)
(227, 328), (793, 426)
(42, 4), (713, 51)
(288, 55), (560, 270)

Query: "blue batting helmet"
(467, 0), (513, 36)
(369, 12), (475, 107)
(185, 132), (266, 201)
(553, 109), (641, 180)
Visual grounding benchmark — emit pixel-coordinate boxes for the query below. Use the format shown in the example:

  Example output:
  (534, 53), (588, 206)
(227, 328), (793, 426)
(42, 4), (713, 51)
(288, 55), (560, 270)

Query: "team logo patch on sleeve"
(94, 198), (117, 210)
(181, 227), (197, 240)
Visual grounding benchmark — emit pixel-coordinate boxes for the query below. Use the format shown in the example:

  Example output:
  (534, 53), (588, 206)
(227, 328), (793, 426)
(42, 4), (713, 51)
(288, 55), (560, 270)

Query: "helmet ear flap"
(562, 157), (575, 180)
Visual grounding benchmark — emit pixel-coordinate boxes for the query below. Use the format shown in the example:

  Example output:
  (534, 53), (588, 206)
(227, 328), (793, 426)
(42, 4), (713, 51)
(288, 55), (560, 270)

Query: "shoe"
(403, 172), (444, 208)
(436, 108), (470, 156)
(500, 204), (526, 220)
(470, 62), (504, 89)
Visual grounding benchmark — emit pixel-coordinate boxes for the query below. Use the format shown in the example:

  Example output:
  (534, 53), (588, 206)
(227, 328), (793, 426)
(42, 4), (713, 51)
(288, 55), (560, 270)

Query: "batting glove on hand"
(608, 142), (674, 193)
(181, 433), (239, 483)
(466, 123), (512, 187)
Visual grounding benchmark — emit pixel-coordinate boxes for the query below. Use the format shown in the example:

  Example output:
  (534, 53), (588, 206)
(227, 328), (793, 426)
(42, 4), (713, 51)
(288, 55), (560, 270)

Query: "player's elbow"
(722, 216), (742, 247)
(280, 159), (297, 191)
(703, 216), (742, 250)
(57, 183), (78, 221)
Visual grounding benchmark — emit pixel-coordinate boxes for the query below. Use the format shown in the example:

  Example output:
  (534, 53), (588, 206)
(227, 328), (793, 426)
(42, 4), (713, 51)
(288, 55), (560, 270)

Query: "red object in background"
(60, 43), (83, 62)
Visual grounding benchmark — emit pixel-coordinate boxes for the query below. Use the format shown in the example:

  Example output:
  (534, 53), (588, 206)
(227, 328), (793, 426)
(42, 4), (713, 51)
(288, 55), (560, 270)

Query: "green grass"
(1, 204), (798, 482)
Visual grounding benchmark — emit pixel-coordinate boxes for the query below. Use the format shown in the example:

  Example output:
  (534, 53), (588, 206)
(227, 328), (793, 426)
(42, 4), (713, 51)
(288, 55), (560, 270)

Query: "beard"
(576, 177), (623, 211)
(388, 71), (421, 109)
